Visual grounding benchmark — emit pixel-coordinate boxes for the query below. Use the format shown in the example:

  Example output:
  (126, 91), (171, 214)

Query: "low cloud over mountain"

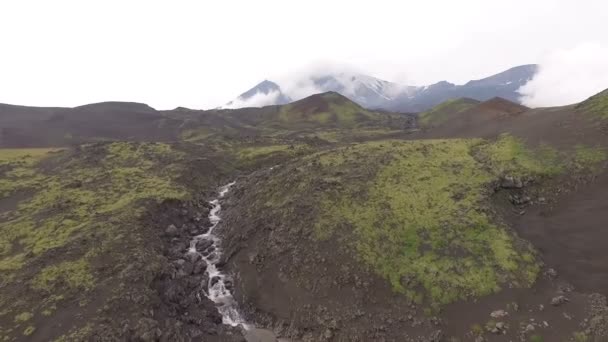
(518, 42), (608, 107)
(224, 64), (538, 112)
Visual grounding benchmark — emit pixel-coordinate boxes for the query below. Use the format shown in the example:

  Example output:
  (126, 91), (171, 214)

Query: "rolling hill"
(1, 88), (608, 341)
(0, 93), (416, 148)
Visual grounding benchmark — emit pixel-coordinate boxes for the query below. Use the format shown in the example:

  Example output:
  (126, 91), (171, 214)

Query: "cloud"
(275, 61), (357, 101)
(222, 60), (416, 109)
(222, 90), (282, 109)
(519, 42), (608, 107)
(274, 61), (409, 102)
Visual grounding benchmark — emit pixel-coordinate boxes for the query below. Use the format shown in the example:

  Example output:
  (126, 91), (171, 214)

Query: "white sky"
(0, 0), (607, 109)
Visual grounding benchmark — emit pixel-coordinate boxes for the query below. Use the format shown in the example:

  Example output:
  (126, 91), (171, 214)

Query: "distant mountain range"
(224, 64), (538, 112)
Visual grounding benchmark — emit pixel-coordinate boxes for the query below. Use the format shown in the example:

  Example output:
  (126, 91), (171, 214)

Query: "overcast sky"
(0, 0), (607, 109)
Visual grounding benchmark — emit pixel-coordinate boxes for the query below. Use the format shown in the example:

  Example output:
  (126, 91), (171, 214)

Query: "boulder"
(545, 268), (558, 278)
(500, 175), (524, 189)
(196, 239), (213, 252)
(182, 261), (194, 275)
(165, 224), (179, 236)
(551, 295), (569, 306)
(490, 309), (508, 318)
(193, 260), (207, 275)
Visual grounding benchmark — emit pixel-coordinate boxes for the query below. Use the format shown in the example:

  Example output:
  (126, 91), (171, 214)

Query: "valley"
(1, 89), (608, 341)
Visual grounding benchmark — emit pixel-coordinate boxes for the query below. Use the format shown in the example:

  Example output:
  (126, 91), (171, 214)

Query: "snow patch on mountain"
(222, 90), (284, 109)
(224, 64), (538, 111)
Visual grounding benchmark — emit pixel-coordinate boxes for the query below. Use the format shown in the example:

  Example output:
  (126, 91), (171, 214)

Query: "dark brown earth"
(220, 169), (440, 341)
(0, 102), (183, 147)
(2, 91), (608, 341)
(213, 93), (608, 341)
(511, 171), (608, 294)
(218, 167), (608, 341)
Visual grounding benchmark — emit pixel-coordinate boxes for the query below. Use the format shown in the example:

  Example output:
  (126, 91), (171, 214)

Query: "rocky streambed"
(154, 182), (281, 342)
(187, 182), (250, 328)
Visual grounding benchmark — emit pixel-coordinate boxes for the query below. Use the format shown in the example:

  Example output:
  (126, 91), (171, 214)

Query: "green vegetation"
(0, 143), (186, 262)
(476, 135), (606, 177)
(578, 88), (608, 120)
(572, 144), (607, 172)
(23, 326), (35, 336)
(573, 332), (589, 342)
(249, 135), (605, 306)
(0, 142), (190, 341)
(180, 127), (215, 142)
(14, 312), (33, 322)
(0, 148), (60, 197)
(52, 324), (94, 342)
(278, 93), (379, 128)
(470, 323), (484, 336)
(231, 143), (318, 170)
(32, 259), (95, 292)
(529, 335), (544, 342)
(418, 98), (478, 128)
(476, 134), (563, 177)
(300, 128), (404, 143)
(236, 144), (295, 160)
(314, 139), (539, 304)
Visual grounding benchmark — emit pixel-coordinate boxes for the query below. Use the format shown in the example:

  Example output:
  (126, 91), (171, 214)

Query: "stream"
(187, 182), (250, 328)
(187, 182), (284, 342)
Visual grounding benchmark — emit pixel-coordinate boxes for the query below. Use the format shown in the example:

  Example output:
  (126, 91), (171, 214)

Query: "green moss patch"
(578, 88), (608, 120)
(0, 142), (190, 340)
(475, 133), (563, 177)
(248, 135), (605, 306)
(32, 259), (95, 292)
(236, 144), (295, 160)
(314, 139), (539, 304)
(13, 312), (33, 323)
(418, 98), (479, 128)
(0, 143), (186, 261)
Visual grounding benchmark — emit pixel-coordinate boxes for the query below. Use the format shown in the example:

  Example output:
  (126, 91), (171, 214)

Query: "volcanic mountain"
(222, 80), (292, 109)
(2, 88), (608, 342)
(225, 64), (538, 112)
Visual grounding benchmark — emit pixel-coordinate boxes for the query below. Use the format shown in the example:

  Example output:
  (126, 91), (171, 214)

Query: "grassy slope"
(1, 89), (607, 338)
(242, 135), (605, 306)
(578, 88), (608, 120)
(176, 93), (413, 149)
(0, 138), (322, 341)
(277, 93), (379, 128)
(418, 98), (479, 128)
(252, 93), (412, 140)
(0, 143), (192, 340)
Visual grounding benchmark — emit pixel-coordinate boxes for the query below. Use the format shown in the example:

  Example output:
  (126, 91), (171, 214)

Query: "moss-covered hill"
(0, 143), (240, 341)
(185, 92), (415, 145)
(417, 98), (480, 128)
(218, 134), (607, 340)
(578, 88), (608, 121)
(1, 93), (415, 149)
(2, 88), (608, 341)
(223, 134), (606, 305)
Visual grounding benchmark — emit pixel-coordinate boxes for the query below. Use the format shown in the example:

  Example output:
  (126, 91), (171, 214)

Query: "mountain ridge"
(225, 64), (538, 112)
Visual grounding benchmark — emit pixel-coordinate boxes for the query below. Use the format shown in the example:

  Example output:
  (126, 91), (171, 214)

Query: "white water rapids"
(187, 182), (251, 329)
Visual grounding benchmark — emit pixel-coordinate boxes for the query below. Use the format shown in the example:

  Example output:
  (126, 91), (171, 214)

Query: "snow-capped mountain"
(222, 80), (291, 109)
(224, 64), (538, 112)
(309, 72), (418, 109)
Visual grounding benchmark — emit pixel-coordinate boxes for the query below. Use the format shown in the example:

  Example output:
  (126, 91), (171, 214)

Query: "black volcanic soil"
(217, 166), (608, 341)
(0, 102), (183, 147)
(3, 92), (608, 341)
(510, 171), (608, 294)
(213, 96), (608, 341)
(218, 168), (438, 341)
(142, 196), (246, 342)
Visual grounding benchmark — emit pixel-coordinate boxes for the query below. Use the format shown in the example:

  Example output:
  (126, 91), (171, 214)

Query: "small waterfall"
(188, 182), (250, 328)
